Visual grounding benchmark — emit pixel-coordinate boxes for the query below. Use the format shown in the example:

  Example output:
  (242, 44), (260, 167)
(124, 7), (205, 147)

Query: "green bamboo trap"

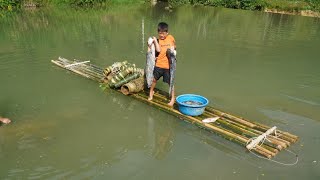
(51, 57), (299, 159)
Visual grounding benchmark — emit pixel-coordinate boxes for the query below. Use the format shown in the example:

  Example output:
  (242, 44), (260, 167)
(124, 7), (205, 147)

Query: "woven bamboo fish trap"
(51, 57), (299, 159)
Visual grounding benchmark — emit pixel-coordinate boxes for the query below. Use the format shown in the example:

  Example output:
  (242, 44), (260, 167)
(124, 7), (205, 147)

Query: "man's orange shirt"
(156, 35), (175, 69)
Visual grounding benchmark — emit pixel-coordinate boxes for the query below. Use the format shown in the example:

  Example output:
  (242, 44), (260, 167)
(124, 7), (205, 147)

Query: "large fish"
(145, 37), (156, 88)
(167, 48), (177, 97)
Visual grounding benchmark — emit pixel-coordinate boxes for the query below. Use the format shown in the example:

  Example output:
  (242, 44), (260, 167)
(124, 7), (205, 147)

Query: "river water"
(0, 4), (320, 180)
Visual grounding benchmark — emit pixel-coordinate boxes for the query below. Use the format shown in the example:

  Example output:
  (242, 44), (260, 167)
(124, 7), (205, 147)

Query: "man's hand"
(152, 36), (157, 43)
(0, 117), (11, 124)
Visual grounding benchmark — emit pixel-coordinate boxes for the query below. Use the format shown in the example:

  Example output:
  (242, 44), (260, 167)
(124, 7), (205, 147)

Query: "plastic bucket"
(176, 94), (209, 116)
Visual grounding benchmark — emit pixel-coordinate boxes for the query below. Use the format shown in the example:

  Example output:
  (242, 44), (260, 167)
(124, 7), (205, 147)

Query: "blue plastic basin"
(176, 94), (209, 116)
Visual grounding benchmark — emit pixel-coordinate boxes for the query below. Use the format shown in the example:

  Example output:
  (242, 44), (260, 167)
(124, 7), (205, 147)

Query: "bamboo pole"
(135, 93), (275, 158)
(152, 90), (295, 144)
(205, 107), (256, 128)
(201, 113), (281, 152)
(79, 64), (104, 75)
(203, 111), (289, 149)
(150, 92), (283, 153)
(74, 67), (104, 80)
(205, 106), (298, 143)
(148, 90), (294, 149)
(55, 59), (105, 81)
(51, 60), (101, 82)
(79, 68), (104, 80)
(63, 63), (103, 81)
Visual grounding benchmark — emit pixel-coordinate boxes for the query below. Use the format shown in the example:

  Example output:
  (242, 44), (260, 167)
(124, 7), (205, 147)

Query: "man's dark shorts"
(153, 67), (170, 84)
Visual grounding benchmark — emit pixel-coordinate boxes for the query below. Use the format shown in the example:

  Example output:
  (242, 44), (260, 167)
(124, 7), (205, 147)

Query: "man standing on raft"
(146, 22), (177, 106)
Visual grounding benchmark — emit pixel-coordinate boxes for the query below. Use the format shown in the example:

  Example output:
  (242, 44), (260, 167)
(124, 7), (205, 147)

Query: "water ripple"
(281, 93), (320, 106)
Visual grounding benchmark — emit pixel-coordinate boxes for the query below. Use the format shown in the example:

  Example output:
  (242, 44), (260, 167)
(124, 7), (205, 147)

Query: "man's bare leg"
(168, 86), (175, 106)
(148, 79), (156, 101)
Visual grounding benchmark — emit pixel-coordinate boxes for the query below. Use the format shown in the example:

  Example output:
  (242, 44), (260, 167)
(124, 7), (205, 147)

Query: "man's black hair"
(158, 22), (169, 32)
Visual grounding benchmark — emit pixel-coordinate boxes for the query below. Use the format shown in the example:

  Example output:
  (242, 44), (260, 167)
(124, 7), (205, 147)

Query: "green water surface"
(0, 4), (320, 180)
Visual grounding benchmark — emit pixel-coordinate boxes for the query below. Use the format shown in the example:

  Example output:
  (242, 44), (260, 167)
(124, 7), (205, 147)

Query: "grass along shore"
(1, 0), (320, 18)
(166, 0), (320, 17)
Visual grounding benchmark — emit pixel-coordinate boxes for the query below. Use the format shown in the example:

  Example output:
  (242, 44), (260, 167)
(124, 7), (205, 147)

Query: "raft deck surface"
(51, 57), (299, 159)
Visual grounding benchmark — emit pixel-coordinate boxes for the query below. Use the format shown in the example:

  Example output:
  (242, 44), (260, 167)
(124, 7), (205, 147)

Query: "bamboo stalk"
(148, 90), (294, 149)
(205, 107), (256, 128)
(61, 60), (105, 80)
(152, 91), (289, 148)
(253, 123), (298, 142)
(79, 64), (104, 75)
(203, 111), (289, 150)
(151, 91), (288, 150)
(74, 67), (104, 80)
(78, 62), (104, 73)
(150, 93), (281, 155)
(201, 113), (282, 152)
(205, 106), (298, 143)
(77, 67), (104, 80)
(51, 60), (101, 82)
(135, 93), (275, 158)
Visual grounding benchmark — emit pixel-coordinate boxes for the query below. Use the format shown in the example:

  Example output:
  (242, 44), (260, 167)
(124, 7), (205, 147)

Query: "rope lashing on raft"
(246, 126), (277, 150)
(246, 126), (299, 165)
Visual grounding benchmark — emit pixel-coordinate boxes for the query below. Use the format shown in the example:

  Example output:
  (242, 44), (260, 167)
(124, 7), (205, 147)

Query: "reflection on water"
(147, 116), (175, 160)
(0, 4), (320, 180)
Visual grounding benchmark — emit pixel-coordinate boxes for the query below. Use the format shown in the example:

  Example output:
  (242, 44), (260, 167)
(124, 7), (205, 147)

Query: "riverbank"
(264, 8), (320, 18)
(1, 0), (320, 18)
(166, 0), (320, 18)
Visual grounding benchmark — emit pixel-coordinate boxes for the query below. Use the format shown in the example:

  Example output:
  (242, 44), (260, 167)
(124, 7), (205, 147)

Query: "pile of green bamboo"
(103, 61), (144, 89)
(51, 57), (299, 159)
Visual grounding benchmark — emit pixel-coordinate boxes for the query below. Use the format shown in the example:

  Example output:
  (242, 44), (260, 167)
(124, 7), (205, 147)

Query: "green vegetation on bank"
(1, 0), (320, 15)
(168, 0), (320, 12)
(0, 0), (145, 11)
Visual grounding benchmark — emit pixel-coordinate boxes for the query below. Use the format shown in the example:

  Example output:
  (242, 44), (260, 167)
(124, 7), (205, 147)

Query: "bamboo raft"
(51, 57), (299, 159)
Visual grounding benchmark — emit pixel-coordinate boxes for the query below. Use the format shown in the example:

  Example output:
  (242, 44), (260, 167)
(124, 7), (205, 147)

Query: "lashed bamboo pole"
(151, 92), (285, 152)
(151, 91), (288, 149)
(75, 67), (104, 80)
(55, 59), (105, 81)
(149, 90), (294, 148)
(205, 107), (298, 143)
(221, 117), (291, 147)
(74, 59), (104, 73)
(78, 64), (105, 75)
(202, 112), (283, 151)
(252, 122), (299, 142)
(51, 60), (101, 82)
(135, 93), (276, 158)
(196, 114), (279, 154)
(203, 111), (290, 149)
